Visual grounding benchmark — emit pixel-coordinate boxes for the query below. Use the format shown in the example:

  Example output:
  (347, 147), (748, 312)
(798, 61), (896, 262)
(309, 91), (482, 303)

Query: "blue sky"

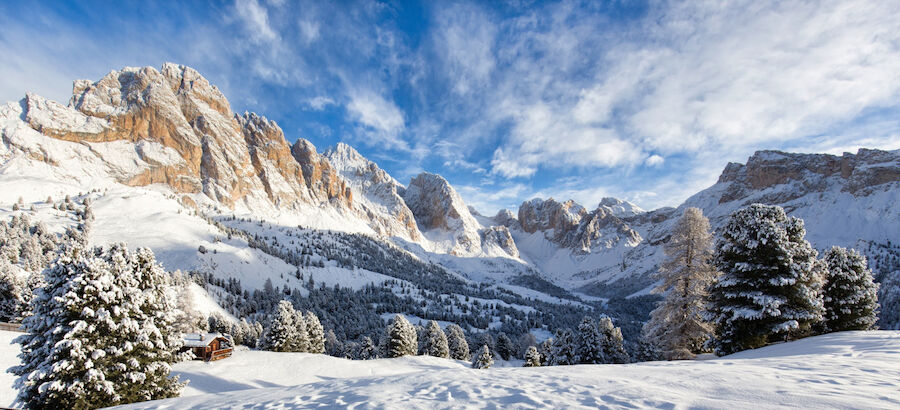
(2, 0), (900, 214)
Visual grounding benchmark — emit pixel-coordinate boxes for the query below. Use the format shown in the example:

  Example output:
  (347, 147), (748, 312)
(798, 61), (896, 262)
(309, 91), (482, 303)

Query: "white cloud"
(306, 96), (334, 110)
(298, 19), (320, 43)
(611, 0), (900, 154)
(473, 0), (900, 190)
(456, 182), (530, 215)
(235, 0), (278, 43)
(433, 3), (496, 95)
(490, 101), (646, 178)
(644, 155), (664, 167)
(346, 89), (407, 149)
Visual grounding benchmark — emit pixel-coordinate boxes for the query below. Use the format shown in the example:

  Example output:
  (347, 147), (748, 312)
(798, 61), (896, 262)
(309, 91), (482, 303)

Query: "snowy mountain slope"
(512, 148), (900, 302)
(2, 62), (899, 335)
(107, 330), (900, 409)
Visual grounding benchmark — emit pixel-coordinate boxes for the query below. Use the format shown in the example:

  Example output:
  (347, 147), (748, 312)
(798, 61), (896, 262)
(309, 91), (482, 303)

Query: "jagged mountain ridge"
(2, 63), (899, 305)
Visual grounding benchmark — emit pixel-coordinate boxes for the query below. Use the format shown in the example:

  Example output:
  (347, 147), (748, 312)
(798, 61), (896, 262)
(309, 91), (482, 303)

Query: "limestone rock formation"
(402, 172), (483, 255)
(516, 198), (641, 253)
(324, 142), (422, 241)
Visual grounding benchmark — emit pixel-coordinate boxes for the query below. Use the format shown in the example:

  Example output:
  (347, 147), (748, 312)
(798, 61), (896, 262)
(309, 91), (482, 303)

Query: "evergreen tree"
(709, 204), (826, 355)
(644, 207), (718, 360)
(878, 272), (900, 329)
(538, 338), (553, 366)
(477, 333), (495, 359)
(445, 324), (470, 361)
(471, 344), (494, 369)
(113, 246), (183, 402)
(576, 317), (604, 364)
(325, 329), (343, 357)
(13, 245), (182, 409)
(549, 328), (577, 365)
(822, 247), (879, 331)
(422, 321), (449, 358)
(262, 300), (299, 352)
(356, 336), (378, 360)
(291, 309), (310, 352)
(523, 346), (541, 367)
(0, 260), (25, 321)
(598, 317), (630, 363)
(305, 311), (326, 354)
(495, 332), (514, 360)
(387, 314), (417, 357)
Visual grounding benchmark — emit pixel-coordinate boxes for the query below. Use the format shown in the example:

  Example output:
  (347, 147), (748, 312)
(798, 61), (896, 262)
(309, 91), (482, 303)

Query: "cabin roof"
(183, 332), (228, 347)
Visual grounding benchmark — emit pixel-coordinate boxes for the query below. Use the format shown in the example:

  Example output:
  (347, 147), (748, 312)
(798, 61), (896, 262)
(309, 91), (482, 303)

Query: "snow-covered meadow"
(60, 330), (896, 409)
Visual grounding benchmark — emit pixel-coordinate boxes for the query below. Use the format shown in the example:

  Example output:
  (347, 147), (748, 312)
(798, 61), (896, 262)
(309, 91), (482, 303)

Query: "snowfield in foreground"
(106, 331), (900, 409)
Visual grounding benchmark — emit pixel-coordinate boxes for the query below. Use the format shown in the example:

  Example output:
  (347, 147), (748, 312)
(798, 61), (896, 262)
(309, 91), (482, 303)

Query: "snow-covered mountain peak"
(322, 141), (422, 241)
(402, 172), (487, 255)
(515, 197), (642, 253)
(598, 197), (645, 218)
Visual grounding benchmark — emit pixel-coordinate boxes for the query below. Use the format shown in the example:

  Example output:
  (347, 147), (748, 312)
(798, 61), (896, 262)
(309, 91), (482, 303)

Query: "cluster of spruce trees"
(13, 244), (184, 409)
(642, 204), (880, 360)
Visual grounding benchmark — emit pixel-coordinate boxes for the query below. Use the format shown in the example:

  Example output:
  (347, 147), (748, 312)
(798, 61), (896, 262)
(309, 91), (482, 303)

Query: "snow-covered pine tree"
(262, 300), (299, 352)
(643, 207), (718, 360)
(598, 317), (630, 363)
(822, 247), (879, 331)
(549, 328), (577, 366)
(576, 317), (604, 364)
(387, 314), (417, 357)
(14, 247), (120, 408)
(325, 329), (343, 357)
(422, 321), (449, 358)
(230, 321), (245, 346)
(305, 311), (326, 354)
(113, 246), (183, 403)
(523, 346), (541, 367)
(634, 337), (662, 362)
(292, 308), (310, 352)
(538, 338), (553, 366)
(878, 272), (900, 329)
(14, 245), (183, 409)
(445, 324), (470, 360)
(0, 259), (25, 321)
(477, 333), (495, 359)
(356, 336), (378, 360)
(471, 344), (494, 369)
(495, 332), (515, 360)
(709, 204), (826, 355)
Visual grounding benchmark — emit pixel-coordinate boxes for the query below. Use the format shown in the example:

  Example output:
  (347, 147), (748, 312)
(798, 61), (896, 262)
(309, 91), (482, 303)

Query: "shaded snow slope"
(111, 330), (900, 409)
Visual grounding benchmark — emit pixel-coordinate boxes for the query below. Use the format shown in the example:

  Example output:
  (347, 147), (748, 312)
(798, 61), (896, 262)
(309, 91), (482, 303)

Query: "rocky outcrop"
(493, 209), (521, 231)
(403, 172), (483, 255)
(717, 149), (900, 203)
(482, 225), (519, 258)
(518, 198), (585, 244)
(324, 142), (421, 241)
(517, 198), (642, 252)
(290, 139), (352, 204)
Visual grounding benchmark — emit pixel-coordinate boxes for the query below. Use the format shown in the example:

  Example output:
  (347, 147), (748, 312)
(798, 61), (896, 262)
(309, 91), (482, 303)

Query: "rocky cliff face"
(11, 63), (354, 213)
(717, 149), (900, 204)
(402, 172), (484, 255)
(516, 198), (642, 253)
(324, 142), (422, 241)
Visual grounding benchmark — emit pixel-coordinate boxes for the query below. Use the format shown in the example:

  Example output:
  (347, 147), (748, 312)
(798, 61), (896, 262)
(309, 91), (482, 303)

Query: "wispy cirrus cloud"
(3, 0), (900, 213)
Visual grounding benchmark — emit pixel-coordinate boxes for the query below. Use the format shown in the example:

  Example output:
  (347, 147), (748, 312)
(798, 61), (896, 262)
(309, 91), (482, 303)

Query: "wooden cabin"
(182, 333), (233, 362)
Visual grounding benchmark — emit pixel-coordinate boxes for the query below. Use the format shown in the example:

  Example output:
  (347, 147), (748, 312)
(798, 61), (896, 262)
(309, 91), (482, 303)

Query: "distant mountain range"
(2, 63), (897, 329)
